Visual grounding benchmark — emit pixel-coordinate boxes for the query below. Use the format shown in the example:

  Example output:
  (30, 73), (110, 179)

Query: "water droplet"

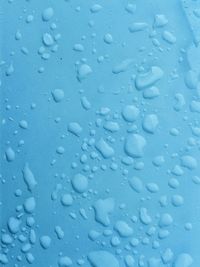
(124, 134), (146, 158)
(42, 7), (54, 21)
(77, 64), (92, 82)
(61, 194), (73, 206)
(122, 105), (139, 122)
(5, 147), (15, 162)
(52, 89), (64, 103)
(22, 163), (37, 192)
(40, 235), (51, 249)
(174, 253), (193, 267)
(114, 221), (133, 237)
(58, 256), (73, 267)
(93, 198), (115, 226)
(71, 173), (88, 193)
(88, 251), (119, 267)
(135, 66), (163, 90)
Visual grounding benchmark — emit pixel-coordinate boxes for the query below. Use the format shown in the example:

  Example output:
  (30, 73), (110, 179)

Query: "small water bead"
(184, 222), (192, 231)
(159, 213), (173, 227)
(15, 188), (22, 197)
(103, 229), (113, 236)
(58, 256), (73, 266)
(80, 154), (87, 164)
(1, 234), (13, 245)
(135, 66), (163, 90)
(142, 114), (159, 134)
(40, 235), (51, 249)
(129, 22), (148, 33)
(42, 7), (54, 21)
(21, 242), (32, 253)
(161, 248), (173, 264)
(130, 237), (139, 247)
(54, 33), (61, 41)
(38, 66), (45, 73)
(125, 3), (136, 14)
(88, 230), (101, 241)
(152, 240), (160, 249)
(88, 250), (119, 267)
(81, 96), (91, 110)
(152, 155), (165, 167)
(61, 194), (73, 206)
(95, 138), (114, 159)
(121, 156), (134, 166)
(192, 175), (200, 184)
(6, 63), (14, 76)
(50, 22), (57, 30)
(22, 163), (37, 192)
(143, 86), (160, 99)
(124, 134), (146, 158)
(73, 43), (84, 52)
(181, 155), (197, 170)
(26, 14), (34, 23)
(171, 165), (184, 176)
(93, 198), (115, 226)
(56, 146), (65, 155)
(43, 33), (54, 46)
(26, 253), (35, 264)
(154, 14), (168, 27)
(68, 122), (82, 137)
(18, 140), (25, 147)
(146, 183), (159, 193)
(26, 217), (35, 227)
(29, 229), (36, 244)
(114, 221), (133, 237)
(5, 147), (15, 162)
(124, 255), (135, 267)
(139, 207), (152, 225)
(18, 234), (26, 242)
(146, 226), (156, 236)
(185, 70), (198, 89)
(0, 254), (8, 265)
(190, 100), (200, 113)
(168, 178), (179, 189)
(52, 89), (64, 103)
(38, 46), (46, 55)
(114, 61), (137, 77)
(104, 33), (113, 44)
(174, 93), (185, 111)
(77, 64), (92, 82)
(90, 4), (102, 13)
(122, 105), (139, 122)
(24, 197), (36, 213)
(162, 31), (176, 44)
(174, 253), (193, 267)
(7, 217), (21, 234)
(171, 195), (184, 207)
(158, 229), (170, 239)
(129, 176), (143, 193)
(21, 47), (29, 56)
(103, 121), (119, 132)
(71, 173), (88, 193)
(55, 226), (65, 239)
(111, 236), (120, 247)
(19, 120), (28, 129)
(147, 257), (163, 267)
(15, 30), (22, 40)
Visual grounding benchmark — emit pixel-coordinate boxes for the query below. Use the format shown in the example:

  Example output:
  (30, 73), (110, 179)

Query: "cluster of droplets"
(1, 0), (199, 267)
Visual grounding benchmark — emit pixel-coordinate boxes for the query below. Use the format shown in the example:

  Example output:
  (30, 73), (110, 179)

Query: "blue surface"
(0, 0), (200, 266)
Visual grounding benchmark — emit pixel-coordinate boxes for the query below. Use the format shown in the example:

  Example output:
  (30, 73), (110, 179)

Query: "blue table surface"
(0, 0), (200, 266)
